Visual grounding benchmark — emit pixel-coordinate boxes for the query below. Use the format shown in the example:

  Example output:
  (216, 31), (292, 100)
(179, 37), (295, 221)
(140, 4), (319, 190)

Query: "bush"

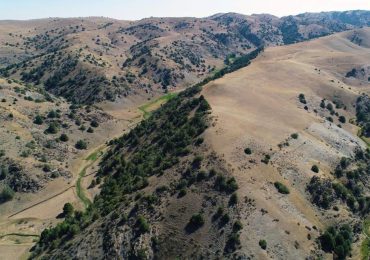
(187, 213), (205, 230)
(33, 115), (44, 125)
(259, 239), (267, 250)
(136, 216), (150, 233)
(192, 156), (203, 169)
(298, 94), (306, 104)
(87, 127), (94, 133)
(261, 154), (271, 164)
(178, 188), (187, 198)
(244, 147), (252, 154)
(63, 203), (74, 218)
(47, 110), (57, 118)
(311, 165), (319, 173)
(291, 133), (299, 139)
(75, 140), (87, 150)
(0, 185), (14, 203)
(339, 116), (346, 124)
(59, 134), (69, 142)
(46, 122), (59, 134)
(229, 193), (238, 205)
(233, 221), (243, 232)
(225, 233), (240, 253)
(326, 103), (333, 111)
(43, 164), (52, 172)
(0, 166), (8, 180)
(320, 225), (352, 259)
(90, 120), (99, 128)
(274, 182), (290, 194)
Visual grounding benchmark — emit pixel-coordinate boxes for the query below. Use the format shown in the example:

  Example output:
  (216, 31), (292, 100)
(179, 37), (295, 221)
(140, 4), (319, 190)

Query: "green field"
(139, 93), (177, 119)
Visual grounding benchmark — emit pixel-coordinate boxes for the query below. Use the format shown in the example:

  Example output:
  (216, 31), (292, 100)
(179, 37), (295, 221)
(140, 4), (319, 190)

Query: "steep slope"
(1, 11), (370, 104)
(28, 28), (370, 259)
(202, 27), (370, 259)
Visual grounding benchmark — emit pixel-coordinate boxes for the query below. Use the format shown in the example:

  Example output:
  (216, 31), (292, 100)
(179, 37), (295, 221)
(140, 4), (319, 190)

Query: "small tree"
(311, 165), (319, 173)
(244, 148), (252, 154)
(259, 239), (267, 250)
(33, 115), (44, 125)
(136, 215), (150, 233)
(0, 185), (14, 203)
(90, 120), (99, 128)
(274, 182), (290, 194)
(45, 122), (59, 134)
(339, 116), (346, 124)
(63, 202), (74, 217)
(188, 213), (205, 230)
(291, 133), (299, 139)
(75, 140), (87, 150)
(59, 133), (69, 142)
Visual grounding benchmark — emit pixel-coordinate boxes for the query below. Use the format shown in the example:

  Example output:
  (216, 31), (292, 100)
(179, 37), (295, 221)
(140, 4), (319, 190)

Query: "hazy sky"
(1, 0), (370, 20)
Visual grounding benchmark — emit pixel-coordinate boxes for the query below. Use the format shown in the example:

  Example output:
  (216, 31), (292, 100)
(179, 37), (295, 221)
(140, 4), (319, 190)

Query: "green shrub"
(43, 164), (52, 172)
(244, 147), (252, 154)
(63, 203), (74, 218)
(87, 127), (94, 133)
(319, 225), (352, 259)
(298, 94), (306, 104)
(178, 188), (187, 198)
(274, 182), (290, 194)
(259, 239), (267, 250)
(136, 216), (150, 233)
(0, 166), (8, 180)
(192, 156), (203, 169)
(59, 133), (69, 142)
(311, 165), (319, 173)
(0, 185), (14, 203)
(90, 120), (99, 128)
(188, 214), (205, 230)
(291, 133), (299, 139)
(47, 110), (57, 118)
(45, 122), (59, 134)
(225, 233), (240, 253)
(75, 140), (87, 150)
(261, 154), (271, 164)
(229, 193), (238, 205)
(339, 116), (346, 124)
(33, 115), (44, 125)
(233, 220), (243, 232)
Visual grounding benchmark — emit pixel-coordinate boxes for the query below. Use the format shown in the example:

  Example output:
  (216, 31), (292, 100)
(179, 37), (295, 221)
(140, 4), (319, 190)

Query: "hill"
(0, 11), (370, 104)
(28, 27), (370, 259)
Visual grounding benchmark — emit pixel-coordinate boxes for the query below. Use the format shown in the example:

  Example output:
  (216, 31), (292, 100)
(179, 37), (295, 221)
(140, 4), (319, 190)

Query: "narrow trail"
(8, 185), (76, 218)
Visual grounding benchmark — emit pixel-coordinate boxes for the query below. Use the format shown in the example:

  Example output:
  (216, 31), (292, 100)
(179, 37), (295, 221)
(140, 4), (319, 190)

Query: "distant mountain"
(0, 10), (370, 103)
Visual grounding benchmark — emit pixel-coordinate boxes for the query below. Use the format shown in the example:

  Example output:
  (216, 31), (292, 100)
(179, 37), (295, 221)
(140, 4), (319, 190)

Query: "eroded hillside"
(24, 27), (370, 260)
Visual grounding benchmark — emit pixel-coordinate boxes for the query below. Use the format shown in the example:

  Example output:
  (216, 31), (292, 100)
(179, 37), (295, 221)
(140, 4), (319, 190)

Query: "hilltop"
(0, 10), (370, 104)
